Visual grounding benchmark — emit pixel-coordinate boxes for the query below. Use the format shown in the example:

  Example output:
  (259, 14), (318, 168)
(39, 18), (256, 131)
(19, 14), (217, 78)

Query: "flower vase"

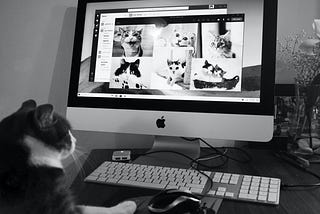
(288, 84), (320, 154)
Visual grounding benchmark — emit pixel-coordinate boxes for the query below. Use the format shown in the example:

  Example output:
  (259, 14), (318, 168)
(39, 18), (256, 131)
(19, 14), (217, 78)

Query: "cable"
(182, 137), (252, 164)
(273, 151), (320, 189)
(191, 149), (229, 170)
(281, 167), (320, 189)
(196, 149), (228, 162)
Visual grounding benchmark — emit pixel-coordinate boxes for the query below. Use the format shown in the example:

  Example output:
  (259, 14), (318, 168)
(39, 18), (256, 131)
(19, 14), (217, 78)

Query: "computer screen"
(67, 0), (277, 145)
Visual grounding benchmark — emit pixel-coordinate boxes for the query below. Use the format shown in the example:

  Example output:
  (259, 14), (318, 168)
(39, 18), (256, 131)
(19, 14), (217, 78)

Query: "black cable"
(272, 150), (320, 189)
(192, 150), (229, 170)
(281, 167), (320, 189)
(182, 137), (252, 164)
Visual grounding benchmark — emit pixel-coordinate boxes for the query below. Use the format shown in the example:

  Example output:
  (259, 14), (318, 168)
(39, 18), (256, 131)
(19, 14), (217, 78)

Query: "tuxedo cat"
(115, 59), (141, 78)
(114, 59), (144, 89)
(0, 100), (136, 214)
(119, 27), (143, 57)
(166, 59), (186, 86)
(209, 31), (236, 58)
(201, 60), (226, 82)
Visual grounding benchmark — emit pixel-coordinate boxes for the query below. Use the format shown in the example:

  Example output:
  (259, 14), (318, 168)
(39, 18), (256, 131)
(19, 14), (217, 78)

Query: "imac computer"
(67, 0), (278, 157)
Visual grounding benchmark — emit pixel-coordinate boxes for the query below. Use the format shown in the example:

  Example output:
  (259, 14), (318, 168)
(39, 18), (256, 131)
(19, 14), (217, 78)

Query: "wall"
(0, 0), (319, 153)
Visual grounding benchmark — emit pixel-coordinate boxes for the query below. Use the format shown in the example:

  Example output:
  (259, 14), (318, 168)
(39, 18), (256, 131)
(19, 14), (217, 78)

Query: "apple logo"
(156, 116), (166, 128)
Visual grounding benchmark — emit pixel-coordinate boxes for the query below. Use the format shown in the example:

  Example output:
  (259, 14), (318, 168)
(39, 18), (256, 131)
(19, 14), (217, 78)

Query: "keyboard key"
(259, 191), (268, 196)
(85, 175), (98, 181)
(268, 192), (278, 202)
(258, 195), (267, 201)
(190, 188), (203, 194)
(241, 185), (249, 190)
(216, 191), (225, 196)
(225, 192), (234, 198)
(217, 187), (226, 192)
(247, 194), (257, 200)
(239, 193), (249, 199)
(240, 189), (248, 194)
(208, 190), (216, 195)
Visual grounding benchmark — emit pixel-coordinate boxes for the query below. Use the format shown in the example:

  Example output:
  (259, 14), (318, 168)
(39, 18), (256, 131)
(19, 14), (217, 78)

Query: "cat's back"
(0, 100), (82, 214)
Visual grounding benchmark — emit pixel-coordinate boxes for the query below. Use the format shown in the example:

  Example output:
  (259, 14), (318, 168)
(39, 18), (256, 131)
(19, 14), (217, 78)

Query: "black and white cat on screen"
(0, 100), (136, 214)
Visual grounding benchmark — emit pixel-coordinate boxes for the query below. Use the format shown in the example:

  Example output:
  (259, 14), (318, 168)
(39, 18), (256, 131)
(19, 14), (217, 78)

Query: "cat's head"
(171, 29), (196, 47)
(210, 31), (231, 50)
(0, 100), (76, 170)
(119, 27), (143, 47)
(116, 58), (141, 77)
(214, 64), (226, 77)
(167, 59), (186, 74)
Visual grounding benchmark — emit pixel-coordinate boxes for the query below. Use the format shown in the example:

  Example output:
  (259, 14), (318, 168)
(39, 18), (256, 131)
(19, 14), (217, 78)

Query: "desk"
(70, 147), (320, 214)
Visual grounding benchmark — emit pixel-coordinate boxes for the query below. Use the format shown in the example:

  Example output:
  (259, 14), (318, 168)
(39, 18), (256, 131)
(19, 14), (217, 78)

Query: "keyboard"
(85, 161), (281, 205)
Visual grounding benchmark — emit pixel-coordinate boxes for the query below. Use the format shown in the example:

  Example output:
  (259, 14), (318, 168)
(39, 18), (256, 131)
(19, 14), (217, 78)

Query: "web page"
(78, 4), (260, 103)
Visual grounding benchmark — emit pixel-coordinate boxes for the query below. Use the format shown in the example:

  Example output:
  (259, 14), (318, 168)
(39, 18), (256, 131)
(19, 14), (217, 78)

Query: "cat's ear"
(119, 27), (124, 34)
(204, 60), (209, 65)
(167, 59), (172, 65)
(120, 58), (126, 64)
(134, 59), (140, 67)
(189, 33), (196, 40)
(222, 31), (231, 40)
(181, 61), (186, 68)
(136, 28), (143, 34)
(19, 99), (37, 112)
(34, 104), (55, 129)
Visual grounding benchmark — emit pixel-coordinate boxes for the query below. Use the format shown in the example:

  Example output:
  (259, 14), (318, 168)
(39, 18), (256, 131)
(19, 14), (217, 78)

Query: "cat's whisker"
(76, 152), (97, 172)
(74, 145), (90, 156)
(71, 153), (87, 179)
(72, 149), (98, 179)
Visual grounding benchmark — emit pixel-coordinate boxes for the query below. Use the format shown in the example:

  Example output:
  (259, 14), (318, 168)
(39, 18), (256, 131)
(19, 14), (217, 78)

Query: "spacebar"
(118, 179), (166, 189)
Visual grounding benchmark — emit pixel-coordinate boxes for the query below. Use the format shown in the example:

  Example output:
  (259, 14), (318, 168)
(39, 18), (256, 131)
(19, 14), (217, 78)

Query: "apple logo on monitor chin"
(156, 116), (165, 128)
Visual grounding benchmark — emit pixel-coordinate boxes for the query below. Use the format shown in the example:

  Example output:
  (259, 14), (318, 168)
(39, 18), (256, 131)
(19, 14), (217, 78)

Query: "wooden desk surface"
(70, 147), (320, 214)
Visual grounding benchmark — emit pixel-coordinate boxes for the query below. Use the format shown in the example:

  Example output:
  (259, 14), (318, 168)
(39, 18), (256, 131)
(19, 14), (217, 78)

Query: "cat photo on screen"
(109, 58), (152, 89)
(190, 59), (241, 91)
(112, 25), (155, 57)
(202, 22), (244, 60)
(151, 47), (193, 90)
(153, 23), (198, 57)
(0, 100), (136, 214)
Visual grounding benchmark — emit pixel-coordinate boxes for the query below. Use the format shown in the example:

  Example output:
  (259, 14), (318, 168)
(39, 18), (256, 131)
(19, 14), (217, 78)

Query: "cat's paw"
(78, 201), (136, 214)
(122, 81), (129, 89)
(110, 201), (137, 214)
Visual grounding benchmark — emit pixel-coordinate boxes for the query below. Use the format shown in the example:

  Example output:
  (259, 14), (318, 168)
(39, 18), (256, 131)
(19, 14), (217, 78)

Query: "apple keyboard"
(85, 161), (281, 205)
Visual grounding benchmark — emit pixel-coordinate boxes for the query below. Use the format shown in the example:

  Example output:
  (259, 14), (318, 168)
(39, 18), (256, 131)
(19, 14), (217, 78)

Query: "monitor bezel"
(68, 0), (278, 116)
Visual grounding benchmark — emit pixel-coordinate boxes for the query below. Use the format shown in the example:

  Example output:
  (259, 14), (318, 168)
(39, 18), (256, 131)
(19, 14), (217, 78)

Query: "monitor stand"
(134, 136), (201, 168)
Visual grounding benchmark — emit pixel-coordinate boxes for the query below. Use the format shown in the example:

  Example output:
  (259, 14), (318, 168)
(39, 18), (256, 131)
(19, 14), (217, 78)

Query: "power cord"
(182, 137), (252, 166)
(278, 156), (320, 189)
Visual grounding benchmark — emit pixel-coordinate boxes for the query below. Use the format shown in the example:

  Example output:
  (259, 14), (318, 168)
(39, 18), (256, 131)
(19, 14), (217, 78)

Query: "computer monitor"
(67, 0), (277, 156)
